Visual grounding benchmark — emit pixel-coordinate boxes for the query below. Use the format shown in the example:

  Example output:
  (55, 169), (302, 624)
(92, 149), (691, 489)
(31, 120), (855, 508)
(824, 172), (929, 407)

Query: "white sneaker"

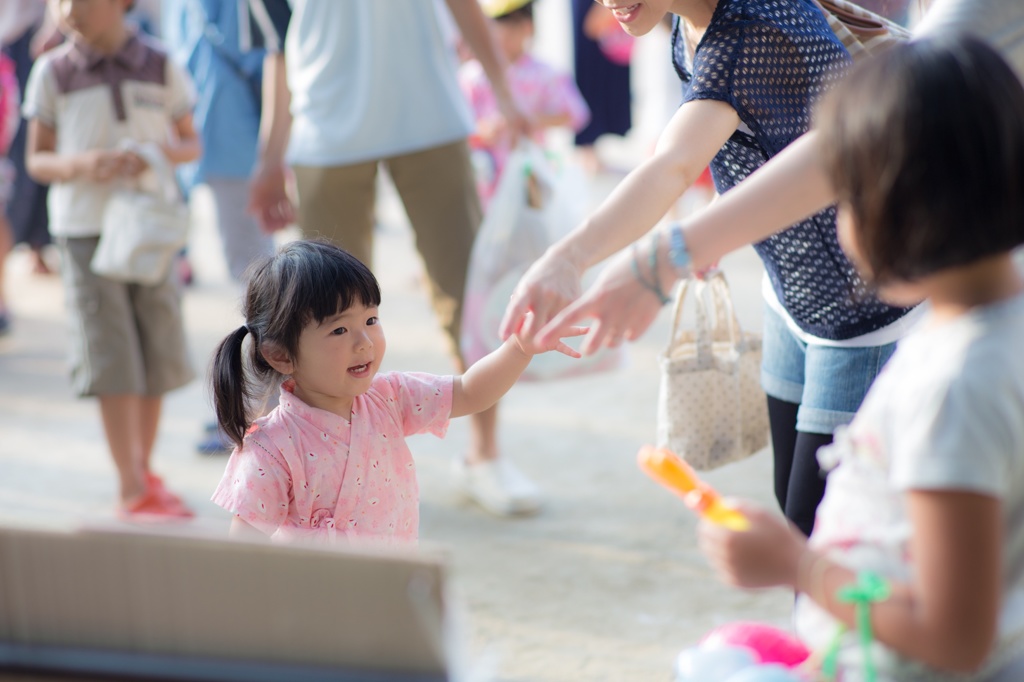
(453, 458), (543, 517)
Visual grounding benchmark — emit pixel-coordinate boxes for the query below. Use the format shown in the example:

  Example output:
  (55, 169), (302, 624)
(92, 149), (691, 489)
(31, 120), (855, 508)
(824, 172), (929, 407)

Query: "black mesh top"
(672, 0), (913, 340)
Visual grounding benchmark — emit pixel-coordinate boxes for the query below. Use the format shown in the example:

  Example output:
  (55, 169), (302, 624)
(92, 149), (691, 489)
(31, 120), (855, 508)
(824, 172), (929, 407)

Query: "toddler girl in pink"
(460, 0), (590, 204)
(210, 239), (583, 544)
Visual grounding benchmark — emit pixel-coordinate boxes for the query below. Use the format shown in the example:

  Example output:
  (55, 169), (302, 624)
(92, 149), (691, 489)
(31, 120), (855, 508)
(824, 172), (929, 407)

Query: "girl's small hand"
(697, 500), (807, 589)
(537, 245), (664, 356)
(511, 312), (587, 357)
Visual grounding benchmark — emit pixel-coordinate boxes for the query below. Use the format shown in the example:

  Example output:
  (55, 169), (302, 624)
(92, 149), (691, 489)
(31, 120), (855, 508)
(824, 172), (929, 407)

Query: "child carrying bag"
(656, 270), (769, 471)
(91, 142), (190, 286)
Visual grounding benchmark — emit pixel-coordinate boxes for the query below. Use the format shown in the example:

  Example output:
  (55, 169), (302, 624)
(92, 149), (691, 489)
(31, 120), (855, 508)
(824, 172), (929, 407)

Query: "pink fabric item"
(700, 622), (810, 668)
(0, 52), (19, 156)
(459, 54), (590, 201)
(598, 29), (635, 66)
(212, 372), (453, 545)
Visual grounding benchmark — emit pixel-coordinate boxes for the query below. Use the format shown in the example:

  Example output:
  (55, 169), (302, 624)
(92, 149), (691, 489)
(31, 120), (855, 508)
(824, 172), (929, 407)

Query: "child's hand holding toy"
(638, 447), (815, 681)
(636, 445), (808, 590)
(637, 446), (750, 530)
(697, 500), (808, 591)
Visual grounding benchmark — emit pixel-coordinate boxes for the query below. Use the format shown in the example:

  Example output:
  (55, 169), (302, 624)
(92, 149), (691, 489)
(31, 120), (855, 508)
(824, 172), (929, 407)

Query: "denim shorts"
(760, 305), (895, 434)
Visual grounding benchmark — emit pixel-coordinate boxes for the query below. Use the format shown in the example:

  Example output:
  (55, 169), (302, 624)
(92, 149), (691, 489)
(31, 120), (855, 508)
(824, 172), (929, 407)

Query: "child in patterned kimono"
(211, 239), (582, 544)
(459, 0), (590, 205)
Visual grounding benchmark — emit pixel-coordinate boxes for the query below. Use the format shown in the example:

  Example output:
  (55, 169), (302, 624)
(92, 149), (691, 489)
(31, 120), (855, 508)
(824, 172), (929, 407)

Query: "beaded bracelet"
(647, 232), (673, 304)
(631, 243), (670, 305)
(668, 222), (693, 276)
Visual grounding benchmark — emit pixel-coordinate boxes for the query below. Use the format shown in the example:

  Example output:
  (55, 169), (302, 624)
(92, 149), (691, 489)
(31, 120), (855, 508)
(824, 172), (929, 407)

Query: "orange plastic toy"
(637, 446), (750, 531)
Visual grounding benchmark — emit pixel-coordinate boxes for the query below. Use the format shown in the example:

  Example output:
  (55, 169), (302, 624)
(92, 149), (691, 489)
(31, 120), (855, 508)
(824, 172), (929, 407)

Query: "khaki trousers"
(292, 140), (481, 361)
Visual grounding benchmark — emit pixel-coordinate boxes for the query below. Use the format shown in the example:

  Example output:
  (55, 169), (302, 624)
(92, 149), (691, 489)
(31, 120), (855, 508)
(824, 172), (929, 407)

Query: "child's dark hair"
(816, 35), (1024, 285)
(211, 240), (381, 447)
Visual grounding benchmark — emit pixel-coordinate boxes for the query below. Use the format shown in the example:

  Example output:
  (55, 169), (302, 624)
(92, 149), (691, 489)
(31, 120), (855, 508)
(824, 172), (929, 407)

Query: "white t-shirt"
(794, 291), (1024, 681)
(280, 0), (474, 167)
(762, 275), (927, 347)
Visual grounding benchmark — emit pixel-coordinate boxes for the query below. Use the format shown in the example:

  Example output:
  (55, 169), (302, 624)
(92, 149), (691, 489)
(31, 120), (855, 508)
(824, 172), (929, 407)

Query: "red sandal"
(144, 473), (195, 518)
(117, 475), (194, 523)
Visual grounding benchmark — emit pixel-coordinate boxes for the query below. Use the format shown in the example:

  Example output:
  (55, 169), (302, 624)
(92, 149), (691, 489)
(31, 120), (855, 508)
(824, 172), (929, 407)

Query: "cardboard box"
(0, 523), (451, 681)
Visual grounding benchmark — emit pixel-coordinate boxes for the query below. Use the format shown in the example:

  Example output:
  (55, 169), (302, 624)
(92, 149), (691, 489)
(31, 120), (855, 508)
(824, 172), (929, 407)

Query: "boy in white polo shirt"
(22, 0), (201, 520)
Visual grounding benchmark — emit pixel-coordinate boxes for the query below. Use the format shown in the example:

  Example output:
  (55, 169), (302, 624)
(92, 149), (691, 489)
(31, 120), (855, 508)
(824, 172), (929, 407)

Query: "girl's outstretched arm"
(450, 322), (586, 418)
(699, 492), (1001, 674)
(500, 98), (739, 343)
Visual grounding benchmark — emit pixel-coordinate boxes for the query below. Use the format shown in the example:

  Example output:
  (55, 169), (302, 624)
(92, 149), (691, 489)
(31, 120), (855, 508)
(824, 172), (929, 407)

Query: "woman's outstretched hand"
(510, 312), (588, 358)
(535, 246), (666, 356)
(500, 250), (585, 345)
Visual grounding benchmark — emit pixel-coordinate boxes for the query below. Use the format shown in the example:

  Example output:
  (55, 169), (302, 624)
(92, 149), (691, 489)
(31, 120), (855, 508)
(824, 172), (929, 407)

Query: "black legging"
(767, 395), (833, 538)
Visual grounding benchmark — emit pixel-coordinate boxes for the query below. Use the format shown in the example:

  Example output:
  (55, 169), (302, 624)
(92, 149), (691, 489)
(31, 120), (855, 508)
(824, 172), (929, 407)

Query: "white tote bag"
(656, 271), (769, 471)
(91, 142), (190, 286)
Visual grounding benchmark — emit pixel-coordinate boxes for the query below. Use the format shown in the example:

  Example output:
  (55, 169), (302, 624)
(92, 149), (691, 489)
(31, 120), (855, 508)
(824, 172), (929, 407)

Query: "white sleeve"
(21, 55), (58, 127)
(890, 365), (1021, 498)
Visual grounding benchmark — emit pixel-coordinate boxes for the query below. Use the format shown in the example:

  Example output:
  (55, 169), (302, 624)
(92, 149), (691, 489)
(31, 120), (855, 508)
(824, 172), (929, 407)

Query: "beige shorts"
(59, 236), (195, 397)
(292, 139), (481, 363)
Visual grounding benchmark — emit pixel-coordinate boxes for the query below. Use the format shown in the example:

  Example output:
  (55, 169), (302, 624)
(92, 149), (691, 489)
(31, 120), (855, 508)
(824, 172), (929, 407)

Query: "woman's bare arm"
(501, 97), (740, 341)
(682, 130), (835, 271)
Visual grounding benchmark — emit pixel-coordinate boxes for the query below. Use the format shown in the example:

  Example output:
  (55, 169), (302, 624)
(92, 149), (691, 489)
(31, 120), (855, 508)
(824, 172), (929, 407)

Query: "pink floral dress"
(212, 372), (453, 545)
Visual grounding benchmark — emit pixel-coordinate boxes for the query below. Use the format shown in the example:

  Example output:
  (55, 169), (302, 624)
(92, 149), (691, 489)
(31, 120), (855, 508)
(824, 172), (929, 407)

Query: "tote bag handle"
(664, 269), (747, 364)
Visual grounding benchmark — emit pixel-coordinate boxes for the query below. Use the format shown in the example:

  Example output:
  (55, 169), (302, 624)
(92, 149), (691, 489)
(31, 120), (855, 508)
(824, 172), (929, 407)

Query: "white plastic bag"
(91, 142), (190, 285)
(461, 142), (624, 381)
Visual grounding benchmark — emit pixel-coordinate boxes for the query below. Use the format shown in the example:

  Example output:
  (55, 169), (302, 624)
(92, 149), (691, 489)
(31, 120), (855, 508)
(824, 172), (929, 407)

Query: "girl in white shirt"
(699, 36), (1024, 681)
